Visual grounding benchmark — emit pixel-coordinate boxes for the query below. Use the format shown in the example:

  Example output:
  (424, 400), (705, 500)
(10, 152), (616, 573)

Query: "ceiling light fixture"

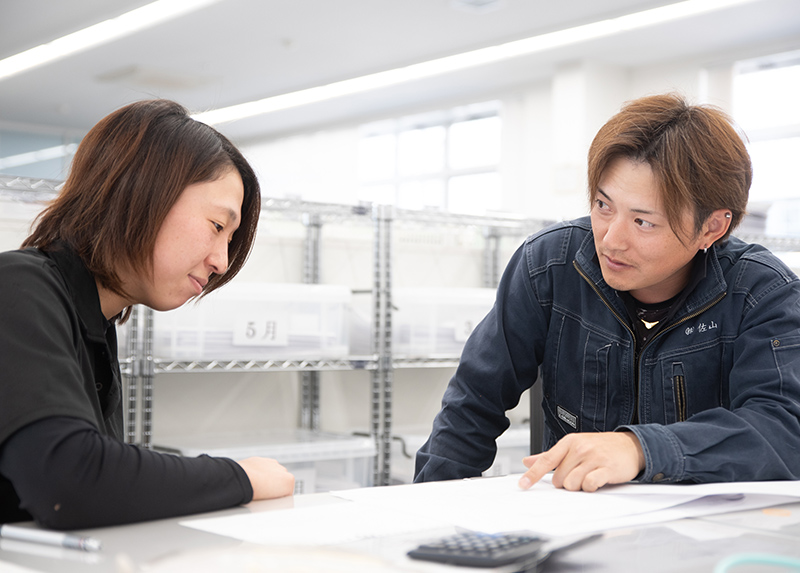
(194, 0), (759, 126)
(0, 0), (222, 82)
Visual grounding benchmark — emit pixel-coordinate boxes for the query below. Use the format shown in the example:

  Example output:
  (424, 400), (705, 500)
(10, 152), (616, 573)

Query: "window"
(733, 51), (800, 236)
(357, 101), (502, 215)
(0, 131), (79, 180)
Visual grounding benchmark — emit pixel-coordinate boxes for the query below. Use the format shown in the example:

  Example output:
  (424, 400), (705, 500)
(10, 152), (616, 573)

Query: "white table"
(2, 485), (800, 572)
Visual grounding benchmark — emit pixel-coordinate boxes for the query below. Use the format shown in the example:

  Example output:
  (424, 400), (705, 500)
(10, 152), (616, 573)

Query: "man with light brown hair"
(416, 93), (800, 491)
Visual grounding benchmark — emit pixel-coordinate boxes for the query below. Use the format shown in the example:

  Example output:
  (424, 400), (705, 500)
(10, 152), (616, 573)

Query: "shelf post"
(371, 204), (394, 486)
(301, 213), (322, 432)
(482, 226), (501, 288)
(141, 307), (155, 449)
(124, 305), (141, 444)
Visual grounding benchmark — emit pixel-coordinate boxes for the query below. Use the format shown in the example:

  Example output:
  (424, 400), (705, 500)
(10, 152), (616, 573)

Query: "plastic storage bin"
(151, 283), (351, 360)
(482, 426), (531, 478)
(155, 429), (376, 494)
(350, 287), (496, 357)
(390, 425), (530, 484)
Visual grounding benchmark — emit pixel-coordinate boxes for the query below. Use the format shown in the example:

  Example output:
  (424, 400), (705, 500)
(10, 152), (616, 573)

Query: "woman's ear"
(700, 210), (732, 250)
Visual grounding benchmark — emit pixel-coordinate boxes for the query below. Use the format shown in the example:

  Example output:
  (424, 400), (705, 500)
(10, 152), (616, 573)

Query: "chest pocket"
(542, 313), (631, 435)
(653, 342), (727, 425)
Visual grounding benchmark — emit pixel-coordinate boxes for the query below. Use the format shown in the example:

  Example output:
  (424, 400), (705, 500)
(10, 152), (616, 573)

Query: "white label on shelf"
(233, 312), (289, 346)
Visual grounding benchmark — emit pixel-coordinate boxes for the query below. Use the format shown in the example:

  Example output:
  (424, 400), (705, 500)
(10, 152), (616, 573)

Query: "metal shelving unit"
(127, 199), (547, 486)
(366, 205), (549, 484)
(0, 174), (61, 200)
(733, 234), (800, 253)
(101, 213), (800, 486)
(125, 199), (377, 451)
(10, 175), (800, 487)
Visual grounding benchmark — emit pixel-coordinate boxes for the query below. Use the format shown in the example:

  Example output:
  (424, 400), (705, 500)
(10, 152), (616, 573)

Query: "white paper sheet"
(180, 474), (800, 544)
(332, 474), (800, 536)
(331, 474), (701, 535)
(588, 477), (800, 497)
(181, 502), (450, 546)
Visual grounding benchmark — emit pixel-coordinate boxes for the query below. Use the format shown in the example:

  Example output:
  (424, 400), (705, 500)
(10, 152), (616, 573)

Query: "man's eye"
(634, 218), (655, 229)
(595, 199), (609, 210)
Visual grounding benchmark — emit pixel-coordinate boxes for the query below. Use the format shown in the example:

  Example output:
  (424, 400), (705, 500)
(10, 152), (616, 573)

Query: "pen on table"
(0, 524), (102, 552)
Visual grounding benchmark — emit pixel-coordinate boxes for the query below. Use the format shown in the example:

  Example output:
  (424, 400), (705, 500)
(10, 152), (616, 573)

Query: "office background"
(1, 0), (799, 486)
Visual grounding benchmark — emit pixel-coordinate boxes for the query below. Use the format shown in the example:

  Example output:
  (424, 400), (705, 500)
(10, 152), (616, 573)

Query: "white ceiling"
(1, 0), (799, 143)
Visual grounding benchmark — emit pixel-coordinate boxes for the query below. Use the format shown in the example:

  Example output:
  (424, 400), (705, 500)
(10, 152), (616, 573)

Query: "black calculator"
(407, 530), (546, 568)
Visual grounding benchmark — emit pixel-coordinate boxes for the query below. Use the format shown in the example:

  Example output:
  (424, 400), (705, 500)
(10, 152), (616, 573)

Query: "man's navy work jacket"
(415, 217), (800, 484)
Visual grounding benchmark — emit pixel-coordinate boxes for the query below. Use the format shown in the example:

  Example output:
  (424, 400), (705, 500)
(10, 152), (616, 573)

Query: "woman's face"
(136, 168), (244, 311)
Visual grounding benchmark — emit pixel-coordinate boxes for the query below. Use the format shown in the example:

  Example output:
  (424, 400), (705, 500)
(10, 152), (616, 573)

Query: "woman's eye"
(213, 222), (224, 232)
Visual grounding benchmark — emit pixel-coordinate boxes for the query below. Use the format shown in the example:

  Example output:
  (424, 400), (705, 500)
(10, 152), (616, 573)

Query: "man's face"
(590, 157), (704, 304)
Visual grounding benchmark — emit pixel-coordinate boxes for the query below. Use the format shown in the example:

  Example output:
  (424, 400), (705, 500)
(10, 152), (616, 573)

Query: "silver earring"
(725, 213), (731, 219)
(703, 247), (708, 254)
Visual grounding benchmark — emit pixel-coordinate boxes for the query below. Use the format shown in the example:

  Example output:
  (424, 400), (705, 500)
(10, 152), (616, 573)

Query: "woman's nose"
(208, 241), (229, 275)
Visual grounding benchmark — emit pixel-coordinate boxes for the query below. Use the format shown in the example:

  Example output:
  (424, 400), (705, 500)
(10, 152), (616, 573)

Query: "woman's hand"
(236, 457), (295, 499)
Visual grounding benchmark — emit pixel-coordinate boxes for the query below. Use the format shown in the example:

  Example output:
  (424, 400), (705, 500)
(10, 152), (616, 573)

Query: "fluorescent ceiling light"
(195, 0), (759, 125)
(0, 0), (222, 81)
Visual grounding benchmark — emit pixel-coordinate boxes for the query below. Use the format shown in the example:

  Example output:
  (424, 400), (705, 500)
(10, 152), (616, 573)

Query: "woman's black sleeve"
(0, 416), (253, 530)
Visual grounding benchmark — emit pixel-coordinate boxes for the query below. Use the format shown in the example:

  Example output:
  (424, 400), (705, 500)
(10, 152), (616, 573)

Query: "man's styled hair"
(24, 99), (261, 317)
(587, 93), (751, 243)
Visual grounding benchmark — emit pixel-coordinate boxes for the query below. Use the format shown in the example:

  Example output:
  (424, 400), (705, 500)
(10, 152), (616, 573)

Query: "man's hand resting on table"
(236, 457), (295, 499)
(518, 431), (645, 492)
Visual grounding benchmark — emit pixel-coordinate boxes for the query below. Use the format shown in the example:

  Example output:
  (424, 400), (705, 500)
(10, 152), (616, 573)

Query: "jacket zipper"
(573, 260), (726, 424)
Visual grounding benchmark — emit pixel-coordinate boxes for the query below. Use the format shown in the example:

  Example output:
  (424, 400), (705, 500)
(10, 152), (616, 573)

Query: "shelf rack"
(0, 174), (61, 200)
(8, 175), (800, 486)
(127, 199), (547, 486)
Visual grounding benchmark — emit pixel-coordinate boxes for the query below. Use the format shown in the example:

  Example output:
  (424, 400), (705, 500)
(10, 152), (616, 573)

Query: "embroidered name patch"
(557, 405), (578, 429)
(685, 320), (718, 336)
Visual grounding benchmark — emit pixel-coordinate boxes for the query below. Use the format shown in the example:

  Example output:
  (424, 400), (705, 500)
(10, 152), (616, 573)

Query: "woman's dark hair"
(23, 99), (261, 319)
(587, 93), (751, 244)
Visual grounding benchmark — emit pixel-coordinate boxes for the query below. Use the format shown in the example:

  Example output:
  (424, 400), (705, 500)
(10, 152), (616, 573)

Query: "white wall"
(236, 51), (741, 224)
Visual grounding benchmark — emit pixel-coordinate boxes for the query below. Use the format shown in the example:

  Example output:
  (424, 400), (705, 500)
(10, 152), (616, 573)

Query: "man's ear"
(700, 210), (732, 250)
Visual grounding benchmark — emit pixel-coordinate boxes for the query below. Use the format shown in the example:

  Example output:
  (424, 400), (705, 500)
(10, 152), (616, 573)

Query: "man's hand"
(518, 431), (645, 492)
(236, 457), (295, 500)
